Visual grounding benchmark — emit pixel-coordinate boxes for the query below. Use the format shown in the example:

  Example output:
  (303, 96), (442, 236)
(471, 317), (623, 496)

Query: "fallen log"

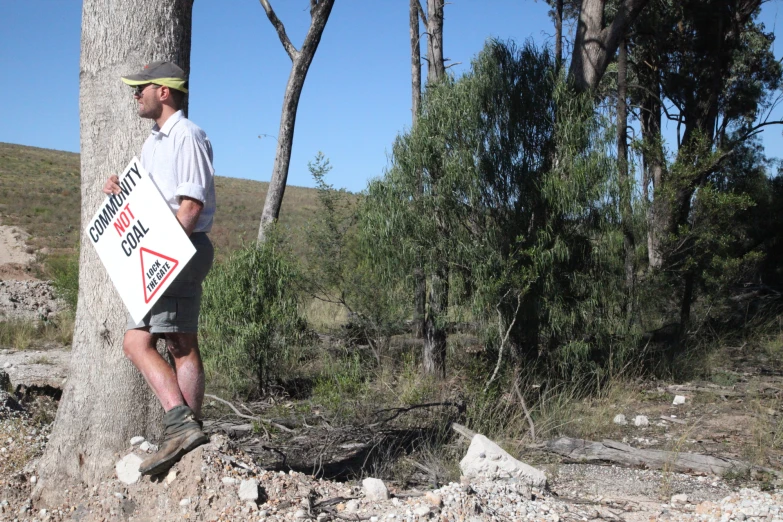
(545, 437), (763, 476)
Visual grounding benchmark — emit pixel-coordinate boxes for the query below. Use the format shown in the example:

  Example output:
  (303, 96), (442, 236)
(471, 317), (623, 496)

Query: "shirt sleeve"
(174, 133), (214, 203)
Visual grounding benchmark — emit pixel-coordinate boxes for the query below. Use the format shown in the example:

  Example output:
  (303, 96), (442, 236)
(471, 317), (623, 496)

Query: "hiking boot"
(139, 405), (208, 476)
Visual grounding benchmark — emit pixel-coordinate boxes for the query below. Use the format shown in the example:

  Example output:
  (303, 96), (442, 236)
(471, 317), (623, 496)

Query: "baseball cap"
(121, 61), (189, 93)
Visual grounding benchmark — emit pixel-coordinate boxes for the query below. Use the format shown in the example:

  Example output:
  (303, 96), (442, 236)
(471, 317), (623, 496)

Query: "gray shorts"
(127, 233), (214, 334)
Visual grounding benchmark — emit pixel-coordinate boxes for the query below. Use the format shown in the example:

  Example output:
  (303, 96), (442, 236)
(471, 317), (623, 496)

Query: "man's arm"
(177, 196), (204, 237)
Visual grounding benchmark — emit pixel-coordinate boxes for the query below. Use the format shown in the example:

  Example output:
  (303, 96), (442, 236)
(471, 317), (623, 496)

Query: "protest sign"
(86, 157), (196, 323)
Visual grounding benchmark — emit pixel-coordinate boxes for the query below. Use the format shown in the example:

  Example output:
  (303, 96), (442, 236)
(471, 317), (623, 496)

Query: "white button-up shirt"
(140, 110), (216, 233)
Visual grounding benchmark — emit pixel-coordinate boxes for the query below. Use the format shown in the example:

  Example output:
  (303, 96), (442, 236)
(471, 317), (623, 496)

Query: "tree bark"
(257, 0), (335, 242)
(569, 0), (650, 92)
(411, 0), (426, 338)
(35, 0), (193, 504)
(425, 0), (445, 82)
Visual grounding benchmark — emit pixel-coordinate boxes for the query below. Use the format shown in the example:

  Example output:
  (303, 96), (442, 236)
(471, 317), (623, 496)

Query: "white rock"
(673, 395), (686, 405)
(165, 469), (178, 484)
(363, 477), (390, 501)
(294, 509), (308, 519)
(613, 414), (627, 425)
(2, 363), (11, 369)
(459, 434), (547, 487)
(634, 415), (649, 427)
(139, 441), (152, 452)
(345, 499), (360, 512)
(414, 505), (431, 516)
(671, 494), (688, 504)
(116, 453), (144, 485)
(239, 479), (259, 502)
(221, 477), (237, 485)
(179, 498), (191, 507)
(130, 436), (145, 446)
(29, 476), (37, 484)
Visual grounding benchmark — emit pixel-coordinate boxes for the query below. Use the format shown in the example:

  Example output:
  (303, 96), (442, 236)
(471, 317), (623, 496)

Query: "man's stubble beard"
(138, 99), (162, 121)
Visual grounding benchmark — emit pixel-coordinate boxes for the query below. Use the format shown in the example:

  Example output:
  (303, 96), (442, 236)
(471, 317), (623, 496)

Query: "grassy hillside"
(0, 142), (327, 264)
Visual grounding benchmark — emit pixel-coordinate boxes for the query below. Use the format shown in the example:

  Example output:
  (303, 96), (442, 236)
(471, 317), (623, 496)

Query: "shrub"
(200, 238), (310, 397)
(47, 251), (79, 311)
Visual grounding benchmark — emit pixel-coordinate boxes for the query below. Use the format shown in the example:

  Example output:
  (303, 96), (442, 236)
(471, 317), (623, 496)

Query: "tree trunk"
(569, 0), (650, 92)
(411, 0), (426, 338)
(257, 0), (335, 242)
(640, 64), (666, 269)
(555, 0), (564, 71)
(411, 0), (422, 121)
(423, 267), (448, 378)
(35, 0), (193, 504)
(617, 38), (634, 297)
(425, 0), (445, 82)
(422, 0), (448, 376)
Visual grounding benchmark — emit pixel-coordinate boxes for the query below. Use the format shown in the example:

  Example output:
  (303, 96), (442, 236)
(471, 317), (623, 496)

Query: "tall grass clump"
(200, 236), (310, 397)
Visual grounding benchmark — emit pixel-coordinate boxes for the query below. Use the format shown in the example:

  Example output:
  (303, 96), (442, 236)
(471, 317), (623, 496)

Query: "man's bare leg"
(123, 328), (185, 412)
(165, 333), (205, 418)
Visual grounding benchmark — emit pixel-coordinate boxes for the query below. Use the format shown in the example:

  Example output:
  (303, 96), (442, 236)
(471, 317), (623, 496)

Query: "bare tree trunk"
(425, 0), (446, 82)
(35, 0), (193, 504)
(257, 0), (335, 242)
(617, 38), (634, 296)
(640, 63), (666, 269)
(555, 0), (564, 71)
(569, 0), (650, 92)
(423, 267), (448, 378)
(421, 0), (448, 377)
(411, 0), (426, 338)
(411, 0), (422, 120)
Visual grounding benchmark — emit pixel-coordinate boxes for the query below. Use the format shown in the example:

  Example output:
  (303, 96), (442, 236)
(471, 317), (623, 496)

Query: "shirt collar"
(151, 110), (184, 138)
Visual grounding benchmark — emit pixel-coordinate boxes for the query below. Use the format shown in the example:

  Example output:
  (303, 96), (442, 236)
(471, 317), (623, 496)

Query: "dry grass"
(0, 142), (344, 269)
(0, 314), (74, 350)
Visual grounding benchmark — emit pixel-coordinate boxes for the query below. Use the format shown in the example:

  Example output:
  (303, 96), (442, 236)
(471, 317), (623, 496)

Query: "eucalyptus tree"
(35, 0), (193, 503)
(630, 0), (781, 329)
(410, 0), (425, 338)
(568, 0), (650, 92)
(364, 41), (628, 380)
(257, 0), (336, 242)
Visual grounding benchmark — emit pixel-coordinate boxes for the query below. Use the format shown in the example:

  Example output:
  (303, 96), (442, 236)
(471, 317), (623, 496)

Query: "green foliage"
(311, 349), (368, 414)
(362, 40), (636, 380)
(303, 152), (411, 361)
(200, 237), (310, 397)
(47, 251), (79, 311)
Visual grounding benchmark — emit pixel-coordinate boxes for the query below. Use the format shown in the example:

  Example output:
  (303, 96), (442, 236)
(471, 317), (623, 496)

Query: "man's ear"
(158, 85), (171, 103)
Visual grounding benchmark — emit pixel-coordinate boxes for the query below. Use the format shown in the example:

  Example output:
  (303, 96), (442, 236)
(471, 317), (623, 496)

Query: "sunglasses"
(132, 83), (160, 97)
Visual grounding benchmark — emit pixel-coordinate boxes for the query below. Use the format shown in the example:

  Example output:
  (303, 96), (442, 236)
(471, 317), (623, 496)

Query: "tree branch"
(259, 0), (299, 61)
(417, 1), (428, 25)
(205, 393), (295, 433)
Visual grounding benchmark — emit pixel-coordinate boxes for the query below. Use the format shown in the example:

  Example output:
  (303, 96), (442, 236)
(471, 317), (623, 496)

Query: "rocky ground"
(1, 226), (783, 521)
(2, 353), (783, 522)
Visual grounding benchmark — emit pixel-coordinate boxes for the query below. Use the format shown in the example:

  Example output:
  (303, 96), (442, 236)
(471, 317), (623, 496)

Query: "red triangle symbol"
(140, 247), (180, 304)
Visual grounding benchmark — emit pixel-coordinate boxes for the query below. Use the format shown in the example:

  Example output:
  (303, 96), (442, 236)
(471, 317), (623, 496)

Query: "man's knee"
(166, 333), (199, 359)
(123, 329), (154, 361)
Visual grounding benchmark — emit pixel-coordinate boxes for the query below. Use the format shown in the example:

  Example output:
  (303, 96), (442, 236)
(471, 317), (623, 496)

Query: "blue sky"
(1, 1), (782, 193)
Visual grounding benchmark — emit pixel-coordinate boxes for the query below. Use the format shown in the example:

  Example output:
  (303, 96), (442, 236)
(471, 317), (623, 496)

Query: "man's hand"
(177, 197), (204, 237)
(103, 175), (121, 195)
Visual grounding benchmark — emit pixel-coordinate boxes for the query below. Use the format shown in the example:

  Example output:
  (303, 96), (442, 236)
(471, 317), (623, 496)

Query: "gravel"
(0, 280), (64, 322)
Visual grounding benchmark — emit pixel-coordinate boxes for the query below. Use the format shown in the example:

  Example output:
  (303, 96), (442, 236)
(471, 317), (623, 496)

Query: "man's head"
(121, 61), (188, 120)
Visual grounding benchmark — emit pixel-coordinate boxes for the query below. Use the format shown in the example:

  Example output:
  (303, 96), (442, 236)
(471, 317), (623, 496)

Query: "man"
(103, 61), (216, 476)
